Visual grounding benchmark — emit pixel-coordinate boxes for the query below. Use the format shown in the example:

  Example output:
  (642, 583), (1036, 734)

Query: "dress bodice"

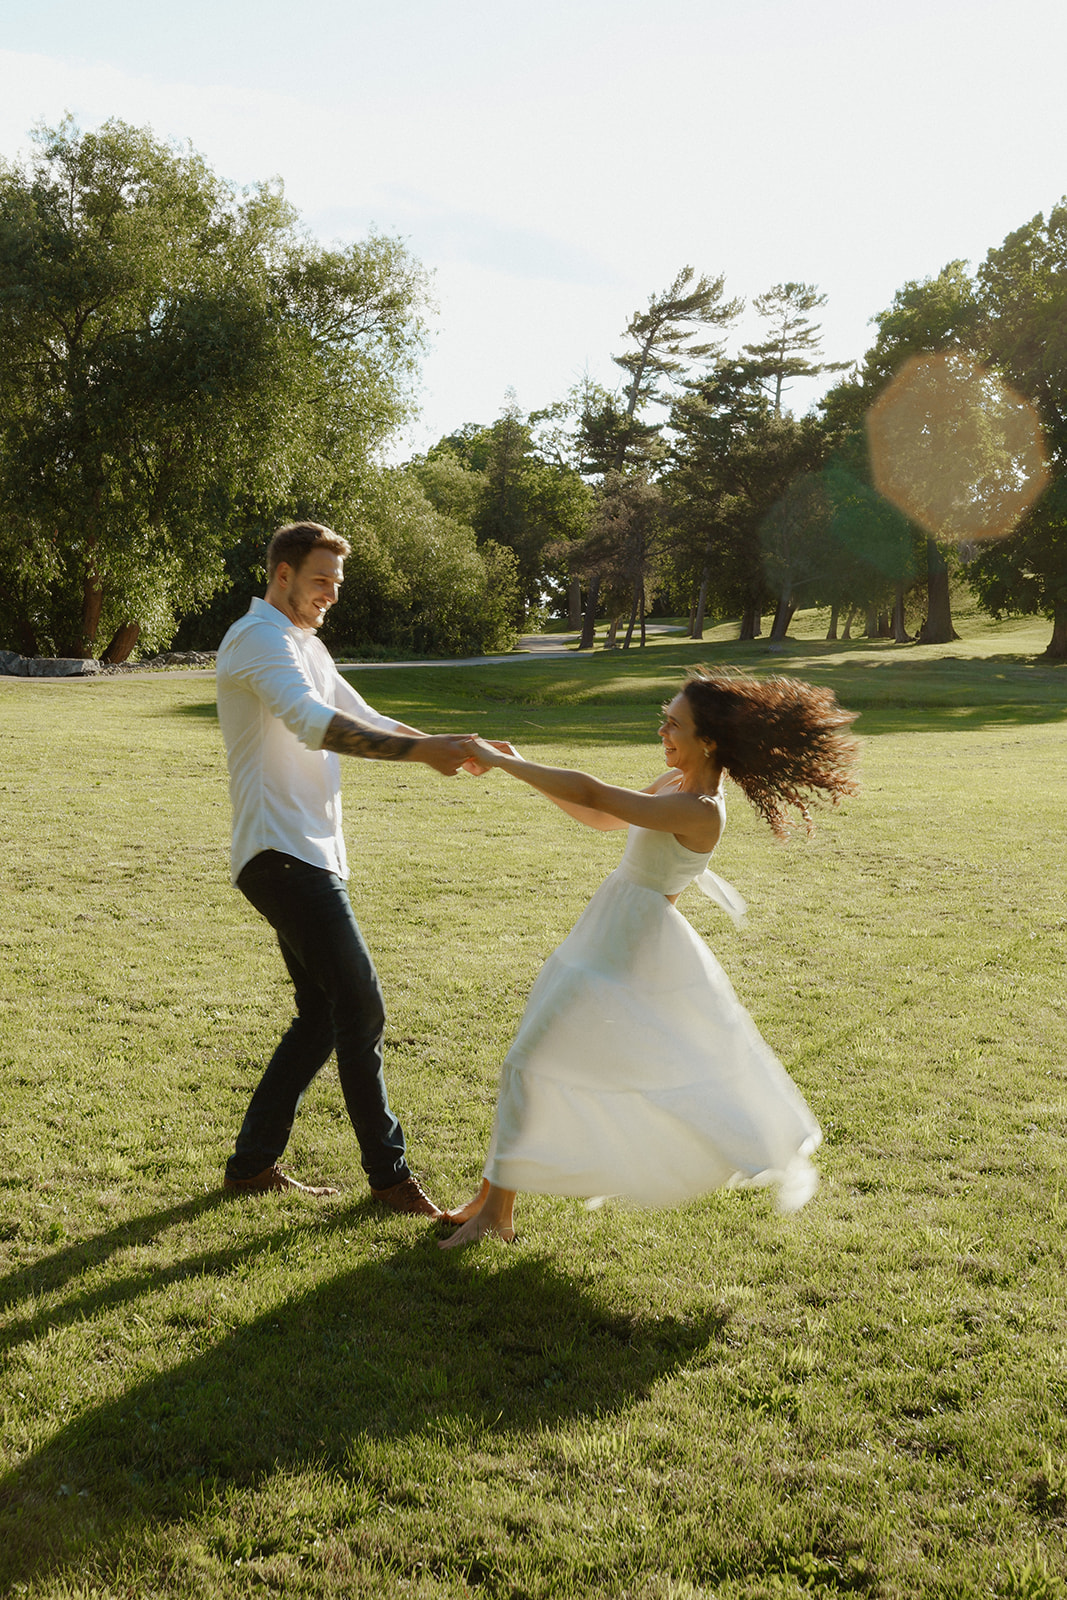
(615, 794), (746, 925)
(618, 814), (718, 896)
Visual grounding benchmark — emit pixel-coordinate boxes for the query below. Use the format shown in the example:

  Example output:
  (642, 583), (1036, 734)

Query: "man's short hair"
(266, 522), (351, 581)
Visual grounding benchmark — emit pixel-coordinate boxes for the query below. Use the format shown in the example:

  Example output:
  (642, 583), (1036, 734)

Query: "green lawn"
(0, 615), (1064, 1598)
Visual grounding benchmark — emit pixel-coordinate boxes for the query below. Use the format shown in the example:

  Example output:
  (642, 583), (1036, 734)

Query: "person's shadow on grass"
(0, 1194), (232, 1356)
(0, 1216), (731, 1591)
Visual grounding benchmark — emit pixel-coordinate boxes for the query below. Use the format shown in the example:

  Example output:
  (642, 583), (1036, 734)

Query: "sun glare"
(865, 353), (1048, 544)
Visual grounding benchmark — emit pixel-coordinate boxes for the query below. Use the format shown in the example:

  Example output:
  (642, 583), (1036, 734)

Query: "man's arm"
(322, 712), (468, 775)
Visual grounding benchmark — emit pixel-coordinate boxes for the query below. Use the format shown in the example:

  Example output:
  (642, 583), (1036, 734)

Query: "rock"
(0, 651), (100, 677)
(0, 648), (215, 676)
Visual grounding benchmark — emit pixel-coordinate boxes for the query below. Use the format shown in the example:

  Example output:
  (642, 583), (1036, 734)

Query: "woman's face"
(658, 691), (705, 771)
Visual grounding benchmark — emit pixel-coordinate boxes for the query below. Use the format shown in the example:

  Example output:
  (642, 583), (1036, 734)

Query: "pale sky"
(2, 0), (1065, 455)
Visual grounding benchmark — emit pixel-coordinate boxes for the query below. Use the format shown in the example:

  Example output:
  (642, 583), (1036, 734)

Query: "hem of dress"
(485, 1149), (820, 1216)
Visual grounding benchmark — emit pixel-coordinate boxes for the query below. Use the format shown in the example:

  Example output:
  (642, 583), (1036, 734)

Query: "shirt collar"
(249, 595), (308, 637)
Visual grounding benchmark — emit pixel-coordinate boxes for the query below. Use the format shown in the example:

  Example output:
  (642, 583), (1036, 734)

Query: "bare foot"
(440, 1178), (490, 1226)
(439, 1182), (517, 1250)
(439, 1213), (516, 1250)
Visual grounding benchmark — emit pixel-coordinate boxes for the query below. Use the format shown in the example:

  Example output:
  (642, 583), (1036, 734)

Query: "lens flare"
(866, 353), (1048, 543)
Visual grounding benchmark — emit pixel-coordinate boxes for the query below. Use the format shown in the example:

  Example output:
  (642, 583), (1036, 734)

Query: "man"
(216, 520), (470, 1215)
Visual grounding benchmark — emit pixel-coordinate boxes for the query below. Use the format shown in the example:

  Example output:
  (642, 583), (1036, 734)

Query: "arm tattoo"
(322, 712), (417, 761)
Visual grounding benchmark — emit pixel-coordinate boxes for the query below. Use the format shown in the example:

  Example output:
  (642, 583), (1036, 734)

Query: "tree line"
(1, 120), (1064, 662)
(411, 255), (1064, 660)
(0, 119), (517, 662)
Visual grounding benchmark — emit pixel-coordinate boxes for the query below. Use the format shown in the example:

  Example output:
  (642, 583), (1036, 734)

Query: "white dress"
(484, 797), (821, 1214)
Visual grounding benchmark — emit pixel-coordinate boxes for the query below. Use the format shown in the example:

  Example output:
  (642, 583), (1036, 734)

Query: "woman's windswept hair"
(682, 667), (859, 838)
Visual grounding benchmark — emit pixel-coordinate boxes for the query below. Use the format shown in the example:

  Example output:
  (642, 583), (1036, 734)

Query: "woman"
(440, 668), (858, 1249)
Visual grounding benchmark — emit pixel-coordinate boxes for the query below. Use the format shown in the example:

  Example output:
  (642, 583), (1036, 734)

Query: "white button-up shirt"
(216, 596), (399, 882)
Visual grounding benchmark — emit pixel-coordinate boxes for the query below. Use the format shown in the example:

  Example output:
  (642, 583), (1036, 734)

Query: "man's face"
(277, 549), (344, 630)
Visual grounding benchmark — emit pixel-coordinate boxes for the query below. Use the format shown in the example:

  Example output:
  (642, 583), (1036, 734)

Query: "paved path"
(336, 632), (577, 671)
(336, 624), (683, 671)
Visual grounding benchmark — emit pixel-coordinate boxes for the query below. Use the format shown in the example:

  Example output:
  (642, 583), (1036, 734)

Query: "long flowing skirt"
(484, 872), (821, 1213)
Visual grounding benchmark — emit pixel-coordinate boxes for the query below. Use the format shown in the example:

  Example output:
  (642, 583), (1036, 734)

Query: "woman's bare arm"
(463, 738), (721, 851)
(543, 766), (679, 830)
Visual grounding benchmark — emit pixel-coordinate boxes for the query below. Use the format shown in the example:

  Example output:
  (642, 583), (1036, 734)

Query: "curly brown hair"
(682, 667), (859, 838)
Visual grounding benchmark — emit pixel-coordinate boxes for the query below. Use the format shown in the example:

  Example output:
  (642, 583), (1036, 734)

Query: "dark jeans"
(226, 850), (409, 1191)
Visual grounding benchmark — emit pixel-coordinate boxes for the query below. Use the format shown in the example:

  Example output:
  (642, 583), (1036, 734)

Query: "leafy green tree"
(529, 378), (614, 623)
(861, 261), (981, 386)
(667, 360), (768, 637)
(759, 471), (834, 639)
(413, 448), (488, 529)
(417, 398), (591, 626)
(322, 471), (518, 657)
(572, 472), (665, 649)
(821, 450), (921, 641)
(667, 360), (834, 639)
(967, 203), (1067, 658)
(0, 118), (428, 658)
(722, 411), (833, 639)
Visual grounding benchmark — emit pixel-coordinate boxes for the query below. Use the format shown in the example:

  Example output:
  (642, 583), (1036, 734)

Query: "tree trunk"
(842, 606), (854, 641)
(739, 602), (761, 640)
(687, 596), (697, 635)
(80, 572), (105, 658)
(1042, 597), (1067, 660)
(864, 605), (879, 639)
(891, 582), (910, 644)
(769, 594), (796, 642)
(604, 614), (620, 649)
(639, 588), (646, 647)
(917, 539), (958, 643)
(622, 580), (640, 650)
(15, 610), (39, 657)
(101, 621), (141, 663)
(578, 573), (600, 649)
(826, 602), (839, 641)
(567, 577), (582, 629)
(690, 562), (710, 639)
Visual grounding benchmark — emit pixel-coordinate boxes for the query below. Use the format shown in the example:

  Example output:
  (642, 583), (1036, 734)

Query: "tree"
(0, 119), (429, 658)
(743, 282), (848, 416)
(576, 268), (742, 647)
(820, 449), (921, 641)
(667, 361), (765, 636)
(574, 472), (664, 649)
(528, 379), (610, 623)
(416, 396), (591, 626)
(817, 264), (982, 643)
(667, 361), (836, 640)
(322, 471), (518, 657)
(967, 202), (1067, 658)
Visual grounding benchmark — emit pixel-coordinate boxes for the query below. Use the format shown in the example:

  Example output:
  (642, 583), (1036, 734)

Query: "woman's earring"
(702, 746), (712, 758)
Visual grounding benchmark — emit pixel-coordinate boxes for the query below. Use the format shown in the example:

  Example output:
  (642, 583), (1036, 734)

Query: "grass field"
(0, 613), (1065, 1598)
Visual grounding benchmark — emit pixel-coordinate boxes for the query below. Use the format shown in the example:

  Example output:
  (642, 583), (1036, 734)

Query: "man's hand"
(462, 738), (520, 776)
(410, 734), (475, 777)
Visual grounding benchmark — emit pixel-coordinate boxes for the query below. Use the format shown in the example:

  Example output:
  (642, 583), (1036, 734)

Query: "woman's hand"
(461, 736), (521, 774)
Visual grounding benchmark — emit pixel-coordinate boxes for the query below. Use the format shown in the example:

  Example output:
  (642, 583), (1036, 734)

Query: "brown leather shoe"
(370, 1175), (442, 1218)
(223, 1164), (338, 1197)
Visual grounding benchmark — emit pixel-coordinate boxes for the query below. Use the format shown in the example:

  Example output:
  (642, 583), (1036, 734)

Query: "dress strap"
(693, 868), (747, 927)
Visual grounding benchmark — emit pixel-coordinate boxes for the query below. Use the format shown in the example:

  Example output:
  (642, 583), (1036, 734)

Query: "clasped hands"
(414, 734), (518, 776)
(461, 736), (519, 775)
